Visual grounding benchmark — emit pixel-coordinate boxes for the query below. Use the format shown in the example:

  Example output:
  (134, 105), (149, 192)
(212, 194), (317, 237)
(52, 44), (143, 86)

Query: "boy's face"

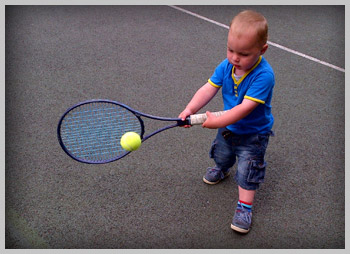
(227, 27), (268, 75)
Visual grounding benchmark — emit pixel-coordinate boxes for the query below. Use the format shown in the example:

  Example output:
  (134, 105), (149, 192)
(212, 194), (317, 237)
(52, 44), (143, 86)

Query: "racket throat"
(142, 123), (180, 142)
(178, 119), (190, 126)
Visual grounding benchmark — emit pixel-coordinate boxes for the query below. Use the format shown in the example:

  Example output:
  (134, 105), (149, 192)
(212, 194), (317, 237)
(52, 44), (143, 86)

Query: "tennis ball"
(120, 132), (141, 151)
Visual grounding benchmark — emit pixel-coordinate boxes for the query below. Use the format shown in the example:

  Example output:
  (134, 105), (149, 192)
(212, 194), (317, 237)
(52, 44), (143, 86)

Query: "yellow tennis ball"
(120, 132), (141, 151)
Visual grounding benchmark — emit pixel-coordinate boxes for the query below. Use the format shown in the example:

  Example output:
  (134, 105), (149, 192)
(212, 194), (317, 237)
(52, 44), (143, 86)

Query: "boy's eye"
(227, 47), (249, 57)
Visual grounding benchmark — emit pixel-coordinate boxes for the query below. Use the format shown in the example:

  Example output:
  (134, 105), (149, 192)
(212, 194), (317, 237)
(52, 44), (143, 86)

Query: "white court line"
(169, 5), (345, 73)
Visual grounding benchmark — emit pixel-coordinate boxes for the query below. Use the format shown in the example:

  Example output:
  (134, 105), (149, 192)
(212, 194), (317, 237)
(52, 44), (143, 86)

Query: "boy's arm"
(178, 82), (220, 123)
(202, 99), (259, 129)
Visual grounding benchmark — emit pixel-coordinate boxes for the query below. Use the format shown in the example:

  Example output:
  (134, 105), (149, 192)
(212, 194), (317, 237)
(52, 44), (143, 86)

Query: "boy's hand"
(202, 111), (219, 129)
(178, 108), (193, 128)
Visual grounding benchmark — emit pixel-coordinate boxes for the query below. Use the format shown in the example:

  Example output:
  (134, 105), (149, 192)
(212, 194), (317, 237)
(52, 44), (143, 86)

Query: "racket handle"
(188, 111), (227, 125)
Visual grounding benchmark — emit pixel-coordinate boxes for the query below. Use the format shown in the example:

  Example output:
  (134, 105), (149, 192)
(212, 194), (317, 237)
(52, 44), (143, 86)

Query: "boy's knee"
(209, 138), (235, 170)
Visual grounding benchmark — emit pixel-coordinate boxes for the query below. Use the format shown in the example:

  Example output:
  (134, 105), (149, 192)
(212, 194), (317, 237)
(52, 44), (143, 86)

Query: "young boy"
(179, 10), (275, 233)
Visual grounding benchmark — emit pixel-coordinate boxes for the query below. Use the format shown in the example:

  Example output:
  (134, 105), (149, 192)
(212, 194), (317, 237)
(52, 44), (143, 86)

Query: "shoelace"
(208, 168), (220, 175)
(236, 207), (252, 224)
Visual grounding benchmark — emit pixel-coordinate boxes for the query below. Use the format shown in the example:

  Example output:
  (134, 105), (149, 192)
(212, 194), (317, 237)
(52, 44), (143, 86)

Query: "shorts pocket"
(247, 160), (266, 183)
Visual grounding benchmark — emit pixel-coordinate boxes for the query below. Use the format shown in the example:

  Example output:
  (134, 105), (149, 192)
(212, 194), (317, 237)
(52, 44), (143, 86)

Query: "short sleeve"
(208, 59), (230, 88)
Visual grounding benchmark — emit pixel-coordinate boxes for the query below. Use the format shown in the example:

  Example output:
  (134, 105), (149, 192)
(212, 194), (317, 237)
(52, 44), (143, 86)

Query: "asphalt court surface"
(5, 5), (345, 249)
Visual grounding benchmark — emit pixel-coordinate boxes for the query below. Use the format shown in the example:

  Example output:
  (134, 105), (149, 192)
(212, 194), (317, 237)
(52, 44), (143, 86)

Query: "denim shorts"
(209, 127), (272, 190)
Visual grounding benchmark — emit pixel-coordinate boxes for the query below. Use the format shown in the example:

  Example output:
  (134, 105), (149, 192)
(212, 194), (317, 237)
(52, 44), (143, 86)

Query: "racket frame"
(57, 99), (188, 164)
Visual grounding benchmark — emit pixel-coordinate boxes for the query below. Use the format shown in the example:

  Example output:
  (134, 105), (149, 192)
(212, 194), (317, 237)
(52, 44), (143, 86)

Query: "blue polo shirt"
(208, 56), (275, 135)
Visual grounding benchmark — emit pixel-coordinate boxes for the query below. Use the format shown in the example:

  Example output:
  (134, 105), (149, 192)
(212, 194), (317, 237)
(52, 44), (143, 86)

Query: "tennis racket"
(57, 99), (226, 164)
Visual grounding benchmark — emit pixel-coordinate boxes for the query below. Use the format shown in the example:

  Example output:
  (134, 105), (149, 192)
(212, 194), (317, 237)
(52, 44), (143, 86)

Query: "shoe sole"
(202, 172), (230, 185)
(231, 224), (250, 233)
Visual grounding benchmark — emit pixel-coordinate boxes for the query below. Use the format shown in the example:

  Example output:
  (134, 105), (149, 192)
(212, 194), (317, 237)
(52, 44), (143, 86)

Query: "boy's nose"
(232, 53), (239, 63)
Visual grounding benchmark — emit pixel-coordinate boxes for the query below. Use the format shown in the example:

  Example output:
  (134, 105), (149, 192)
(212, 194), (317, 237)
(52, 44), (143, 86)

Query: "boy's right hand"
(178, 108), (193, 128)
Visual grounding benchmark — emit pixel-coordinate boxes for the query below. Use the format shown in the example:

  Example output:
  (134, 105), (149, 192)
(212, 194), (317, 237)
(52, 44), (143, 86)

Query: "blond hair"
(230, 10), (268, 48)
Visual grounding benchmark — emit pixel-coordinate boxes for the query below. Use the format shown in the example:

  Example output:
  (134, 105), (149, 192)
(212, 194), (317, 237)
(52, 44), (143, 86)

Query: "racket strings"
(60, 102), (142, 163)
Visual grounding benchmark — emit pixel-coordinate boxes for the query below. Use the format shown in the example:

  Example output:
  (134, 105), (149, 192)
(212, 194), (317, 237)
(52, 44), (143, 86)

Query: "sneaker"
(231, 205), (252, 233)
(203, 167), (230, 185)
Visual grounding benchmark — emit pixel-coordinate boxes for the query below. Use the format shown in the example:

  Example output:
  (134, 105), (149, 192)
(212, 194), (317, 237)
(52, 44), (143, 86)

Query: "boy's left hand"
(202, 111), (219, 129)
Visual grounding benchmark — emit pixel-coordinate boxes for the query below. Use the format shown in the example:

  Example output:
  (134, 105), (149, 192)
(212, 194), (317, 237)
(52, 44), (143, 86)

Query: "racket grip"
(189, 111), (227, 125)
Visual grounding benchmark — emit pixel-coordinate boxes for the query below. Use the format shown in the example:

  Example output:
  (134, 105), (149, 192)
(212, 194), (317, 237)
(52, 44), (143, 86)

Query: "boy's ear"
(260, 43), (268, 55)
